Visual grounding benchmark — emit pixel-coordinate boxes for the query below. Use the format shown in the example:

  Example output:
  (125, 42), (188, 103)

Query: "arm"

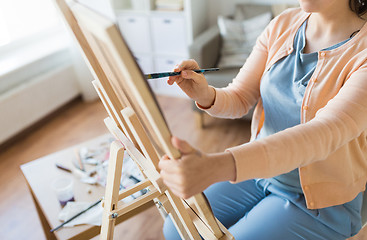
(197, 19), (272, 119)
(228, 65), (367, 182)
(169, 16), (273, 117)
(200, 48), (267, 118)
(159, 65), (367, 198)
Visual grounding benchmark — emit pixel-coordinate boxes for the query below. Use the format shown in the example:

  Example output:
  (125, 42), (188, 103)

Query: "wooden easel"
(53, 0), (234, 239)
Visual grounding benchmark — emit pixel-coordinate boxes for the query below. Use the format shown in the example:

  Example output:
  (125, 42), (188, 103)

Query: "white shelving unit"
(111, 0), (207, 97)
(235, 0), (298, 4)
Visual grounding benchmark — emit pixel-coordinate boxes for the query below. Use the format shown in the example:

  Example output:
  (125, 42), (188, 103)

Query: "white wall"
(207, 0), (236, 25)
(206, 0), (299, 25)
(0, 62), (80, 145)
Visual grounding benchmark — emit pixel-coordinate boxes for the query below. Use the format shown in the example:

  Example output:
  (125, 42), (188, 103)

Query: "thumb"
(171, 136), (195, 155)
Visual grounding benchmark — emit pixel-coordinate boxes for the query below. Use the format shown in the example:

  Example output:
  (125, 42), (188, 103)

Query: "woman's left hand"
(158, 136), (236, 199)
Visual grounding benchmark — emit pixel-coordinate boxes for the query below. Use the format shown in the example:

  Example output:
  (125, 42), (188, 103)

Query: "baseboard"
(0, 63), (80, 145)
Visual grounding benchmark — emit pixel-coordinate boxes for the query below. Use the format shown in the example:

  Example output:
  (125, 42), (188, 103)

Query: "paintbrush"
(50, 199), (102, 232)
(145, 68), (220, 79)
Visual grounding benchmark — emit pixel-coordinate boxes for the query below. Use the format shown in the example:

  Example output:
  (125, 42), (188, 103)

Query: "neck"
(308, 3), (365, 39)
(303, 2), (366, 53)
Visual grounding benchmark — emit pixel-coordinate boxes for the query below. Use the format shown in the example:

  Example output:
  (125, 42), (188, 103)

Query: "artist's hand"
(158, 137), (236, 199)
(167, 59), (216, 108)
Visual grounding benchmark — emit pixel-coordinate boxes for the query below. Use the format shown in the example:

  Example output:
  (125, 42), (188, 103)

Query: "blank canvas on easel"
(55, 1), (233, 239)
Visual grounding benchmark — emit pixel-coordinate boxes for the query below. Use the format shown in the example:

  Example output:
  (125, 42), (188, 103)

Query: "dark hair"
(350, 0), (367, 17)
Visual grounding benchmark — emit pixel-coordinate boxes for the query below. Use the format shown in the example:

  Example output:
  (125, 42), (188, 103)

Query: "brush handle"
(145, 68), (220, 79)
(50, 199), (102, 232)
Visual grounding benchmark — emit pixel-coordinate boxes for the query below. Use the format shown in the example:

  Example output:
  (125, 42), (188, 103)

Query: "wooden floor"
(0, 95), (366, 240)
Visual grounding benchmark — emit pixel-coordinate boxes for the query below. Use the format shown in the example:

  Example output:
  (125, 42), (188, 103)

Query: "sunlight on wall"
(0, 0), (59, 47)
(0, 11), (10, 46)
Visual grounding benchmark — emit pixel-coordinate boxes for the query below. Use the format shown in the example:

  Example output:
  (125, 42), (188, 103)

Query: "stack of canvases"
(155, 0), (184, 11)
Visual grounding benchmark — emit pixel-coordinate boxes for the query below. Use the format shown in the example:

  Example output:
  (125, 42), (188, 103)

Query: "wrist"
(209, 152), (236, 182)
(197, 86), (216, 109)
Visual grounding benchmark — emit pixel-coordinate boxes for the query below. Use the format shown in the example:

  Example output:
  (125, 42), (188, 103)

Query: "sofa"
(188, 4), (293, 127)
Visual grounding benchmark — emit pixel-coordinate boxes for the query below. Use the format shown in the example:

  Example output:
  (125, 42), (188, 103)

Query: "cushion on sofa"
(217, 11), (272, 68)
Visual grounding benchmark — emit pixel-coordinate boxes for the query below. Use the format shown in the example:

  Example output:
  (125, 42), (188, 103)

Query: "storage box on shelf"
(112, 0), (207, 97)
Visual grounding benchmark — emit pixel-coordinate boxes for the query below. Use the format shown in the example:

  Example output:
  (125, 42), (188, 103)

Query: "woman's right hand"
(167, 59), (216, 108)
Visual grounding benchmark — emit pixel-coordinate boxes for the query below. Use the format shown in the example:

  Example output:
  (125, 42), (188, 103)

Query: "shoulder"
(268, 8), (308, 35)
(274, 7), (305, 21)
(257, 7), (308, 50)
(255, 7), (308, 57)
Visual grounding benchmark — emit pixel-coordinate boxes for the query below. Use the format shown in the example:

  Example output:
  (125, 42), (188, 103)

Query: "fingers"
(162, 179), (187, 199)
(160, 170), (182, 185)
(175, 59), (200, 72)
(158, 155), (177, 173)
(160, 168), (192, 199)
(159, 155), (188, 197)
(158, 144), (204, 199)
(167, 59), (200, 85)
(168, 70), (204, 87)
(171, 136), (195, 155)
(180, 70), (203, 81)
(167, 75), (180, 85)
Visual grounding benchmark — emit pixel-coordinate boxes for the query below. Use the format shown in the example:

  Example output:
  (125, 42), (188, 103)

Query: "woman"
(159, 0), (367, 239)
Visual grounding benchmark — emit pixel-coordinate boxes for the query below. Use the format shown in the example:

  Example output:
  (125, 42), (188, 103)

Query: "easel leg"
(195, 111), (205, 128)
(157, 194), (194, 240)
(100, 141), (125, 240)
(165, 191), (202, 240)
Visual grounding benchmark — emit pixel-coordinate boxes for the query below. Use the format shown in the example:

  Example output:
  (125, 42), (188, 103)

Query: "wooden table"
(21, 134), (153, 240)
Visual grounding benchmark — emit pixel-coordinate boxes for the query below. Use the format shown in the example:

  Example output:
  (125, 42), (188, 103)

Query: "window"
(0, 0), (84, 144)
(0, 0), (69, 94)
(0, 0), (59, 48)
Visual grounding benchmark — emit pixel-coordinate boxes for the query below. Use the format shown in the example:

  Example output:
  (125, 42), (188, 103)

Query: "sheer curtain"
(0, 0), (59, 47)
(0, 0), (97, 99)
(0, 0), (97, 144)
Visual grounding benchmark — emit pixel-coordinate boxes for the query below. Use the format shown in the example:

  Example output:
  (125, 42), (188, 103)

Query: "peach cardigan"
(202, 8), (367, 209)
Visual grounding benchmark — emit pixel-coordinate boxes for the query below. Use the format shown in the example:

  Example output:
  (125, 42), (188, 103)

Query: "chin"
(298, 0), (321, 13)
